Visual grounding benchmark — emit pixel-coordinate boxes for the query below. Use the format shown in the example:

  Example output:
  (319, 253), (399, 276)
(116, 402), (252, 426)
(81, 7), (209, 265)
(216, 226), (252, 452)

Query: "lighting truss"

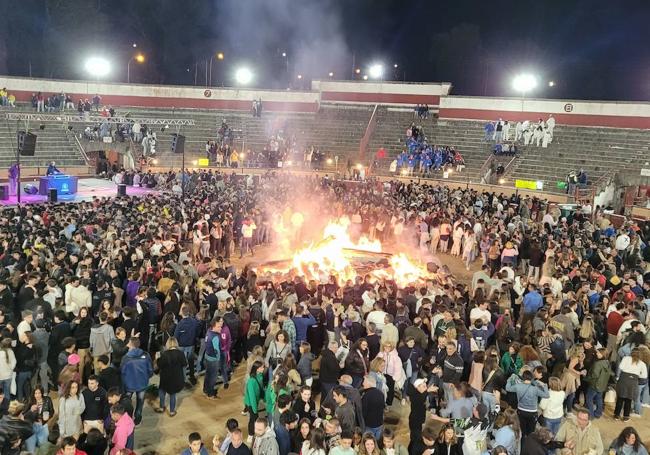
(5, 112), (195, 126)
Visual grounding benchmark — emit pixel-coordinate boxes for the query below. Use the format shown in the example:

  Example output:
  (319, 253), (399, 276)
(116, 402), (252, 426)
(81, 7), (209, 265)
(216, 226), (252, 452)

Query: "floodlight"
(235, 67), (253, 85)
(85, 57), (111, 78)
(369, 64), (384, 79)
(512, 74), (538, 94)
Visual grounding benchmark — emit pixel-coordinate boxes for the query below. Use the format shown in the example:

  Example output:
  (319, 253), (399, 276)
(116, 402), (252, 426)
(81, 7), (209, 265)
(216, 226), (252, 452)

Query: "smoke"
(215, 0), (350, 85)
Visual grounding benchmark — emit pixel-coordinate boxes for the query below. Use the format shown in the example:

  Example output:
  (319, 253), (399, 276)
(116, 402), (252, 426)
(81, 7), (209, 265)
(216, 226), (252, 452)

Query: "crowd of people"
(390, 123), (465, 176)
(485, 116), (556, 149)
(0, 169), (647, 455)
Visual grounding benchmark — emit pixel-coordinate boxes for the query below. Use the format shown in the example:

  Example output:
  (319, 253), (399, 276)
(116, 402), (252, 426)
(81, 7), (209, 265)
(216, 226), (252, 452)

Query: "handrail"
(478, 154), (495, 184)
(67, 129), (90, 165)
(359, 104), (379, 163)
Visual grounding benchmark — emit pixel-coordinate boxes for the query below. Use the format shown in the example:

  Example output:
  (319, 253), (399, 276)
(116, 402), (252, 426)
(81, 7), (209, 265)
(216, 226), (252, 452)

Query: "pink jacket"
(110, 413), (135, 455)
(377, 349), (403, 381)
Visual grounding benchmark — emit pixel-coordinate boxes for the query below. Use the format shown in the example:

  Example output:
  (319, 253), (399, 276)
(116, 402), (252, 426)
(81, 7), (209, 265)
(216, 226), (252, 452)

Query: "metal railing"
(66, 129), (90, 166)
(359, 104), (379, 162)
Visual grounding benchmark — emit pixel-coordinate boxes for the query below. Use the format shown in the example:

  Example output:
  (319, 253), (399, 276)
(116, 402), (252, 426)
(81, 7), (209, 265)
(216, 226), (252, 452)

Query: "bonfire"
(254, 216), (446, 288)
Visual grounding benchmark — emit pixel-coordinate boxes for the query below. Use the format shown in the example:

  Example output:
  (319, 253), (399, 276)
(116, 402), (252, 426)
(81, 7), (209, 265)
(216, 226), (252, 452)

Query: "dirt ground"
(133, 247), (649, 454)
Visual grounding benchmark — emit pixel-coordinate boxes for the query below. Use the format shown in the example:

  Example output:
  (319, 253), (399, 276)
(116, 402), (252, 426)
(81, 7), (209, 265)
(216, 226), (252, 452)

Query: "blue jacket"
(174, 317), (201, 347)
(505, 374), (549, 412)
(292, 314), (316, 344)
(522, 291), (543, 314)
(274, 425), (292, 455)
(120, 348), (153, 392)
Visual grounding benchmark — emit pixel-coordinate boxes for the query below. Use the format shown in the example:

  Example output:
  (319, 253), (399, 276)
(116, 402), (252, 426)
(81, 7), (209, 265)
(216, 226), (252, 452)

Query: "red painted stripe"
(321, 92), (440, 105)
(9, 90), (319, 113)
(439, 108), (650, 129)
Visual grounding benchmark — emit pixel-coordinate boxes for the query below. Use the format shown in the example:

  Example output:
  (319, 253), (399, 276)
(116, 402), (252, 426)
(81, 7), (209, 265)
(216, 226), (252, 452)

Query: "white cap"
(413, 378), (427, 388)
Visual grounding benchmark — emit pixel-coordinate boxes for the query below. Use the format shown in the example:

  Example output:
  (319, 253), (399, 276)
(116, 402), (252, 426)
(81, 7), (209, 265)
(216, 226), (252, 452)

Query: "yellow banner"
(198, 158), (209, 167)
(515, 179), (539, 190)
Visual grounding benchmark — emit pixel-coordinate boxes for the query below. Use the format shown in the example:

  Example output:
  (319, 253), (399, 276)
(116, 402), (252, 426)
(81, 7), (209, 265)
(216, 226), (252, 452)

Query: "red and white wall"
(0, 75), (649, 129)
(439, 96), (650, 129)
(0, 76), (321, 112)
(313, 80), (452, 108)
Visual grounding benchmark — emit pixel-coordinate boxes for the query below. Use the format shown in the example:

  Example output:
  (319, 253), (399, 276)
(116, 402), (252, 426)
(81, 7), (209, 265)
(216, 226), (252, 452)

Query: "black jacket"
(319, 349), (340, 383)
(72, 317), (93, 349)
(110, 339), (128, 367)
(361, 387), (385, 428)
(98, 366), (122, 392)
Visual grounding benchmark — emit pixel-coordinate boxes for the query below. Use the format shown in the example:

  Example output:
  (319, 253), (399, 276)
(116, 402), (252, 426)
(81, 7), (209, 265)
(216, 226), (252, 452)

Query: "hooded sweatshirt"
(252, 427), (279, 455)
(90, 323), (115, 357)
(110, 412), (135, 455)
(120, 348), (153, 392)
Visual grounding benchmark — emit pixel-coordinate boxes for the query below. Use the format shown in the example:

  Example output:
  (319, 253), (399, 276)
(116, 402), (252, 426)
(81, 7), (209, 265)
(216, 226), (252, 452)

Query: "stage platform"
(0, 178), (157, 206)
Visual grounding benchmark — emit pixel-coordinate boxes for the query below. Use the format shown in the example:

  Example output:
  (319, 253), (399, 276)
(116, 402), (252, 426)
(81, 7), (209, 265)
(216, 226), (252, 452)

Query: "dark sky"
(1, 0), (649, 101)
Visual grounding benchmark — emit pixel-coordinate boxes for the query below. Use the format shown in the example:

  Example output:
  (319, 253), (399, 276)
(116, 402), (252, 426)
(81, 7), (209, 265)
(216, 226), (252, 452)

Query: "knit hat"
(413, 378), (427, 388)
(68, 354), (80, 365)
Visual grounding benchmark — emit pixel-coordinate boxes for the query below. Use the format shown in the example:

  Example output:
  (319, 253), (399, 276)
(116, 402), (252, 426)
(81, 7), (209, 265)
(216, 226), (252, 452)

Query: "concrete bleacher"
(0, 111), (87, 169)
(512, 125), (650, 189)
(425, 119), (649, 192)
(84, 104), (372, 168)
(367, 108), (491, 182)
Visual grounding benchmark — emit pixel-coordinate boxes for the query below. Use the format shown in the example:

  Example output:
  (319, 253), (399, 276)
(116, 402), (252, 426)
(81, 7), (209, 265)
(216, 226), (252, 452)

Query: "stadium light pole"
(235, 67), (253, 85)
(127, 53), (145, 83)
(208, 51), (225, 86)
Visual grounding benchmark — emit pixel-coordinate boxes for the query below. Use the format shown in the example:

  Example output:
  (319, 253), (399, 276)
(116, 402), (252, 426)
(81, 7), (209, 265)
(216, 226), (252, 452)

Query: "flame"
(259, 215), (436, 288)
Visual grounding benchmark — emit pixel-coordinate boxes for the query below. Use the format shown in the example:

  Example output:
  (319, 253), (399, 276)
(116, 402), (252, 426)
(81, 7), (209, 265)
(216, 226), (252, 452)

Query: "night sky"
(1, 0), (649, 101)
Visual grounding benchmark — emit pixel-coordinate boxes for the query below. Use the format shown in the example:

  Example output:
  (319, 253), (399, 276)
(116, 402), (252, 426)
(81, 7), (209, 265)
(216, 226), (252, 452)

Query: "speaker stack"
(171, 133), (185, 154)
(17, 131), (37, 156)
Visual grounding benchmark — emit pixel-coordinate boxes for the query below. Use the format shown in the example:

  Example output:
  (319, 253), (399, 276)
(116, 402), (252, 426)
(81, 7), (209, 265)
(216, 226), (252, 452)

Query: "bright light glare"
(326, 158), (333, 165)
(356, 163), (363, 169)
(393, 63), (398, 68)
(235, 67), (253, 85)
(362, 75), (368, 80)
(499, 178), (506, 184)
(328, 72), (334, 77)
(135, 54), (145, 63)
(548, 81), (555, 87)
(369, 64), (384, 79)
(512, 74), (538, 93)
(281, 52), (287, 57)
(297, 74), (303, 79)
(217, 52), (224, 60)
(85, 57), (111, 78)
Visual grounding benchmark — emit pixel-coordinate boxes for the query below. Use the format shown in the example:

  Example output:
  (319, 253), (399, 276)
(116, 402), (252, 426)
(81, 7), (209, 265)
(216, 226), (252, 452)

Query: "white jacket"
(0, 349), (16, 380)
(539, 389), (566, 419)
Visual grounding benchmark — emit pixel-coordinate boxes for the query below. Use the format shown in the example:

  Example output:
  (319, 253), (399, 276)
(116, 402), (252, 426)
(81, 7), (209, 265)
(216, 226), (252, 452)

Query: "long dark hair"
(249, 360), (264, 377)
(308, 427), (326, 451)
(615, 427), (644, 452)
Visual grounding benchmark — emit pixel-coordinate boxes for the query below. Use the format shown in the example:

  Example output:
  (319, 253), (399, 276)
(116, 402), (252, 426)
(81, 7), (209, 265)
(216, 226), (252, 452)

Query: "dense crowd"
(391, 123), (465, 176)
(0, 171), (648, 455)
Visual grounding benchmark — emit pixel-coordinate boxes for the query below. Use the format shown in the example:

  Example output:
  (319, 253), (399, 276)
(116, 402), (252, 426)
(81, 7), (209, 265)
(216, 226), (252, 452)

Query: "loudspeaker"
(48, 188), (57, 203)
(23, 184), (38, 195)
(0, 185), (8, 201)
(17, 131), (37, 156)
(117, 184), (127, 196)
(171, 133), (185, 154)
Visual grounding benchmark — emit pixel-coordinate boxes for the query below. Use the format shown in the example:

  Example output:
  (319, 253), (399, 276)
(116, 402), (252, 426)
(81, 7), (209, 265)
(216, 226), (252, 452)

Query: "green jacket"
(500, 352), (523, 376)
(244, 373), (264, 413)
(585, 359), (613, 392)
(265, 383), (289, 416)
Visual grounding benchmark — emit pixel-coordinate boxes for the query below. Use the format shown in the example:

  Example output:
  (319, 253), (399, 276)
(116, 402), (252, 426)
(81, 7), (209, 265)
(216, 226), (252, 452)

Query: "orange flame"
(260, 215), (435, 288)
